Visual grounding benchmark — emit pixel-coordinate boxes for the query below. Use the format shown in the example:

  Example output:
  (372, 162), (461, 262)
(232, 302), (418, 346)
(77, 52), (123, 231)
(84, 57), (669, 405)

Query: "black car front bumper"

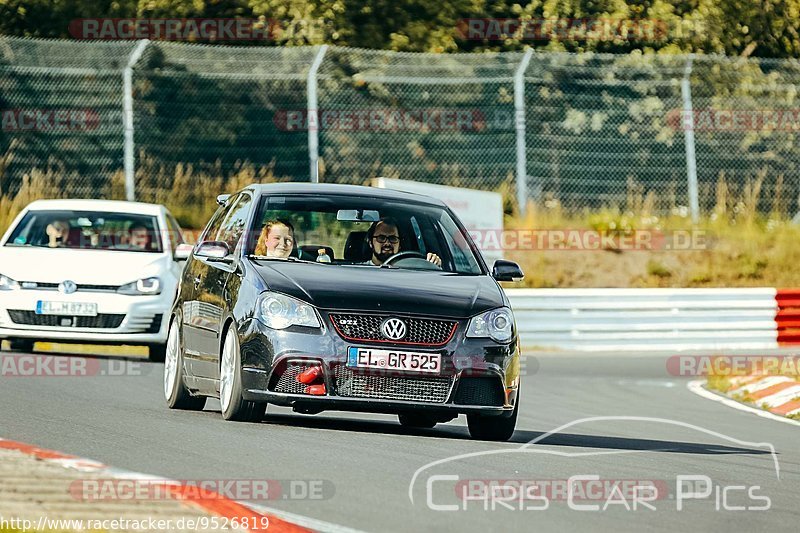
(238, 316), (520, 418)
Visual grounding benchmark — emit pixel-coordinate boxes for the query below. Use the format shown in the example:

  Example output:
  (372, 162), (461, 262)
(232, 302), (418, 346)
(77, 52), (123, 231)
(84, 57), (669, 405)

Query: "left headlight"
(256, 291), (321, 330)
(117, 277), (162, 295)
(466, 307), (514, 343)
(0, 273), (19, 291)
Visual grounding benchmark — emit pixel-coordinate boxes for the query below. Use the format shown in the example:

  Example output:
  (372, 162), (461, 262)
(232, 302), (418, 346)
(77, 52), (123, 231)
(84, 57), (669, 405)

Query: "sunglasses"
(373, 235), (399, 244)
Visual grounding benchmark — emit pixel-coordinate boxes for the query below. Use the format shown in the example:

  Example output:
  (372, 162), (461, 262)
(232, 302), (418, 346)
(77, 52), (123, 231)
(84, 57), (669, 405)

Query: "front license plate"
(347, 347), (441, 373)
(35, 301), (98, 316)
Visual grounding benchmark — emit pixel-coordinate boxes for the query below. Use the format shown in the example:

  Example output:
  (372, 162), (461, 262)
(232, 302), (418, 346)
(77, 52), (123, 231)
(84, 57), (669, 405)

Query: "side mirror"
(492, 259), (524, 282)
(194, 240), (231, 261)
(216, 194), (230, 206)
(174, 243), (193, 261)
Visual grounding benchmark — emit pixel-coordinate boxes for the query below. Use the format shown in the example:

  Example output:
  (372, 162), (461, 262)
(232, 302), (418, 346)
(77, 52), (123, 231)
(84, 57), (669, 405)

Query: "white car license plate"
(35, 301), (98, 317)
(347, 347), (441, 373)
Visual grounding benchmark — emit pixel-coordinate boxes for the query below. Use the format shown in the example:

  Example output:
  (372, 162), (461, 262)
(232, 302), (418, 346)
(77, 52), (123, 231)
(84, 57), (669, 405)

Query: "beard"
(373, 246), (397, 263)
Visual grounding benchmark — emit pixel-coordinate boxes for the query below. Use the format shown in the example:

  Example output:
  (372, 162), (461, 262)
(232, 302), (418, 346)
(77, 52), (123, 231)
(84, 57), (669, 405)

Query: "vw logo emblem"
(381, 318), (407, 341)
(58, 280), (77, 294)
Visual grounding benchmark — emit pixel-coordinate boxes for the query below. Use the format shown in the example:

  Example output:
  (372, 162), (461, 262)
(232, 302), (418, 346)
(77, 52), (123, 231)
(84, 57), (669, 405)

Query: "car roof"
(242, 183), (448, 208)
(24, 199), (164, 216)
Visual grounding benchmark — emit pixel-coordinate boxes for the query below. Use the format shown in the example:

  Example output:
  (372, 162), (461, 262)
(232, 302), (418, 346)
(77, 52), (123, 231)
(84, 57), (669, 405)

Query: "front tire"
(219, 327), (266, 422)
(398, 414), (437, 429)
(467, 393), (519, 441)
(164, 318), (206, 411)
(148, 343), (167, 363)
(6, 338), (35, 353)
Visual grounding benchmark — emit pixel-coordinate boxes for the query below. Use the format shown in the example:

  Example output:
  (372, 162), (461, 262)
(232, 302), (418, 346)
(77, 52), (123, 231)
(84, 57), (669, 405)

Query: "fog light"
(297, 366), (323, 385)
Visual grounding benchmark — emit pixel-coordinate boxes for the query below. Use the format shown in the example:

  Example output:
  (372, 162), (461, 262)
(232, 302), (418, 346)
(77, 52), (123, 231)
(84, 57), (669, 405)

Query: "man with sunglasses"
(365, 217), (441, 267)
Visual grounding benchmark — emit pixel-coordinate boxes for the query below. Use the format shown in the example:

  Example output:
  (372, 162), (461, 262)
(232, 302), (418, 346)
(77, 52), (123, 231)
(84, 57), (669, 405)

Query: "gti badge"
(58, 280), (77, 294)
(381, 317), (407, 341)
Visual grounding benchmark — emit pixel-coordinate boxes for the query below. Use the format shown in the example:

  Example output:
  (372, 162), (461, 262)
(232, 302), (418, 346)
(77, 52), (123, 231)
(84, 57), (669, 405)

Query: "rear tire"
(164, 318), (206, 411)
(6, 338), (35, 353)
(219, 327), (266, 423)
(467, 393), (519, 441)
(398, 414), (437, 429)
(148, 343), (167, 363)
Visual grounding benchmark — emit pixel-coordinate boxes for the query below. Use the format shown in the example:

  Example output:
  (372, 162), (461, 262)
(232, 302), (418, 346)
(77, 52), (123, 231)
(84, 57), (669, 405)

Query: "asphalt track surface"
(1, 349), (798, 532)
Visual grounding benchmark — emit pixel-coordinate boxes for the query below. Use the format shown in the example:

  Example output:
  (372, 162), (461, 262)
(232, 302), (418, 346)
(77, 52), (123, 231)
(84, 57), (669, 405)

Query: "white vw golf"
(0, 199), (192, 361)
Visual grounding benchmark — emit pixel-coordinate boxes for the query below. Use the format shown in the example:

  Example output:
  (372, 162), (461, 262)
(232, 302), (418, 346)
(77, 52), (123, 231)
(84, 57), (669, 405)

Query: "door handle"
(194, 276), (202, 288)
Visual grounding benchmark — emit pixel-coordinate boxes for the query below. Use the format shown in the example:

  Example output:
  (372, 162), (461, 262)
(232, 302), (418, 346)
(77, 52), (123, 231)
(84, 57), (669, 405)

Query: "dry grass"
(502, 172), (800, 288)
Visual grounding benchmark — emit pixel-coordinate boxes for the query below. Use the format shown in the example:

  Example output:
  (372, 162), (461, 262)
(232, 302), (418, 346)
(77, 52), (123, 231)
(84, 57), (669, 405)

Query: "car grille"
(453, 377), (506, 407)
(19, 282), (120, 292)
(7, 310), (125, 329)
(329, 314), (457, 346)
(271, 361), (318, 395)
(333, 366), (453, 403)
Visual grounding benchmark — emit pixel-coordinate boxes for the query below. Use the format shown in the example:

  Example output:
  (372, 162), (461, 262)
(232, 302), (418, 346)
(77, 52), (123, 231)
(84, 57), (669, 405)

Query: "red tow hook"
(304, 384), (327, 395)
(297, 366), (322, 385)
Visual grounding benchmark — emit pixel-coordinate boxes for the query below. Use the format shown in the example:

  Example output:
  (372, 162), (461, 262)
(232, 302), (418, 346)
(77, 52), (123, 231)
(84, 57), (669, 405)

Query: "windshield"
(5, 210), (163, 253)
(249, 194), (484, 275)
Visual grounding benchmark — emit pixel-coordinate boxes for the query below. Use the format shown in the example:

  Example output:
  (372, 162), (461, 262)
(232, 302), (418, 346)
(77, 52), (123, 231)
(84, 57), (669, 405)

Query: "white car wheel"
(219, 332), (236, 413)
(164, 317), (205, 411)
(163, 325), (179, 401)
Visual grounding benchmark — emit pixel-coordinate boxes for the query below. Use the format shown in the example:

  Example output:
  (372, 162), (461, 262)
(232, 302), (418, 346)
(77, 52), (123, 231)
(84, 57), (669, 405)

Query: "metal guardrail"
(506, 288), (780, 351)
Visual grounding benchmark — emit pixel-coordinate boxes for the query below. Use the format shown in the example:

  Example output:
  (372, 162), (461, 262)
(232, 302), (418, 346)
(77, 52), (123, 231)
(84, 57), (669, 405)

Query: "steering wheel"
(382, 251), (442, 270)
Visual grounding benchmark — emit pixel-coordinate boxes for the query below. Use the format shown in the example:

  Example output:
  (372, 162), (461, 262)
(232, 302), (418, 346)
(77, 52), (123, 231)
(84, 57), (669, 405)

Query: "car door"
(191, 193), (253, 379)
(182, 204), (228, 374)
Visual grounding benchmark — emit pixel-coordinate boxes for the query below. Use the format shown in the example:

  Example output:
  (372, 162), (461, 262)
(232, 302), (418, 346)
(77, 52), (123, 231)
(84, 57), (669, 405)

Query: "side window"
(437, 213), (482, 274)
(215, 194), (253, 250)
(200, 205), (228, 243)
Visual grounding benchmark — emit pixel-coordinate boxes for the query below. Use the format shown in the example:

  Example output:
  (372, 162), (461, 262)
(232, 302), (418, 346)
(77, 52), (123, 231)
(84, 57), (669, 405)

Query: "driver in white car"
(365, 217), (441, 267)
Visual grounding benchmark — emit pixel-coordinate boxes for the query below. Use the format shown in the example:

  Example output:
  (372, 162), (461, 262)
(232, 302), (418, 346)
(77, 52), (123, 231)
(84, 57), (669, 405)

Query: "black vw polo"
(164, 183), (524, 440)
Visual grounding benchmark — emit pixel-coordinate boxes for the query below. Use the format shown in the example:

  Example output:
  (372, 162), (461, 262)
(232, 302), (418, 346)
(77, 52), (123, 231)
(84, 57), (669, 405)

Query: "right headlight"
(0, 273), (20, 291)
(256, 291), (321, 330)
(466, 307), (514, 343)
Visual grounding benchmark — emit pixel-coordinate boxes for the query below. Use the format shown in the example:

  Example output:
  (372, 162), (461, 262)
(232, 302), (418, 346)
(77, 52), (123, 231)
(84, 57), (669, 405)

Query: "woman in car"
(254, 219), (295, 258)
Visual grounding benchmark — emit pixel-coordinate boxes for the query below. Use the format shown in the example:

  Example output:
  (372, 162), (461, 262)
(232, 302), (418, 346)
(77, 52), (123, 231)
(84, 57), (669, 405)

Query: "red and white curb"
(688, 379), (800, 427)
(725, 374), (800, 416)
(0, 438), (320, 533)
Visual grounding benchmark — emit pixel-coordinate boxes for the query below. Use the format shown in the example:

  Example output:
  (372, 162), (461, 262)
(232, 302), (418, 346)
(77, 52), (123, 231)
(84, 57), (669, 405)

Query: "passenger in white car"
(45, 219), (70, 248)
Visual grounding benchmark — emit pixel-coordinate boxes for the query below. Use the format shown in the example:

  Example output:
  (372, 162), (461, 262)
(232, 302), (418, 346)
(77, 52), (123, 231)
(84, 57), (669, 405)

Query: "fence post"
(123, 39), (149, 202)
(307, 45), (329, 183)
(681, 55), (699, 223)
(514, 49), (534, 216)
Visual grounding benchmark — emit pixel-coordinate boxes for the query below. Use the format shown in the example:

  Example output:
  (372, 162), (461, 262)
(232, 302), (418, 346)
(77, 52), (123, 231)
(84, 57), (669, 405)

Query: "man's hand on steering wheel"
(381, 251), (442, 269)
(426, 252), (442, 267)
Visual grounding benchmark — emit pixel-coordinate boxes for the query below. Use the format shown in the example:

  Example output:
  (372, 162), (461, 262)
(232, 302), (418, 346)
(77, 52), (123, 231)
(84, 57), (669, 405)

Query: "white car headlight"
(117, 277), (162, 295)
(0, 273), (20, 291)
(466, 307), (514, 343)
(257, 292), (321, 330)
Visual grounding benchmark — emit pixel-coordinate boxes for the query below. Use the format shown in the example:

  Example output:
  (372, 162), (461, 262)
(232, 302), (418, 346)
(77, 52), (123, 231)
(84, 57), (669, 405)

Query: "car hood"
(251, 262), (505, 318)
(0, 246), (168, 285)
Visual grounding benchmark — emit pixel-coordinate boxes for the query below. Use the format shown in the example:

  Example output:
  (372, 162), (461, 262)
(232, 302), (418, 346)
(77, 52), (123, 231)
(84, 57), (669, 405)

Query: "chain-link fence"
(2, 36), (799, 224)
